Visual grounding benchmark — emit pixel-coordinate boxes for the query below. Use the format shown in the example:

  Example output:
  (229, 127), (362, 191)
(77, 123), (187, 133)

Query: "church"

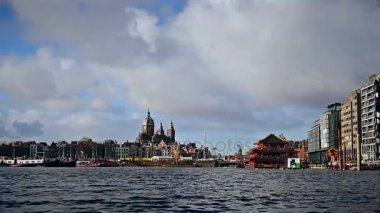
(135, 110), (177, 158)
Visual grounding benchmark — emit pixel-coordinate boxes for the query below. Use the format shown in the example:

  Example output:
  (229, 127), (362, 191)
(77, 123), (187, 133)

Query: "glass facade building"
(307, 103), (341, 165)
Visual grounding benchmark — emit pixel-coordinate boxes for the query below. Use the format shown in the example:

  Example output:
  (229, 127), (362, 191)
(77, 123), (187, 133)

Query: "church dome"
(142, 109), (155, 138)
(142, 109), (154, 126)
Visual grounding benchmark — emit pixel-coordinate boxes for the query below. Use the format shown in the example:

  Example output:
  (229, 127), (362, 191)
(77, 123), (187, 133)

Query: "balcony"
(249, 155), (289, 162)
(253, 147), (294, 154)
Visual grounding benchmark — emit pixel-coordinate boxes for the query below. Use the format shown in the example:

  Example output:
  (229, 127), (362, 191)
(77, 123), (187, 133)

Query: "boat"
(95, 161), (118, 167)
(44, 159), (77, 167)
(4, 159), (44, 167)
(0, 160), (10, 167)
(195, 158), (217, 167)
(194, 132), (216, 167)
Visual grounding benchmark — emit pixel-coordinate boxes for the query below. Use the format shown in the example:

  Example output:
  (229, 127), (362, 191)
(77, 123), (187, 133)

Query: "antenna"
(204, 130), (207, 145)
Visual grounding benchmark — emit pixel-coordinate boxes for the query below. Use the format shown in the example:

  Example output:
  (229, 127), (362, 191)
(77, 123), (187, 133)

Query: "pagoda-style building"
(248, 134), (296, 168)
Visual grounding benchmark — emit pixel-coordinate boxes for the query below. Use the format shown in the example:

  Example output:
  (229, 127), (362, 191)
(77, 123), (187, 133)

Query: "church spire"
(156, 121), (164, 136)
(167, 120), (175, 141)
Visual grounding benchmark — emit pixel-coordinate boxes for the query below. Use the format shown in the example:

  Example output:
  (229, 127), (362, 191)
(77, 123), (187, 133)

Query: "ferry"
(4, 159), (44, 167)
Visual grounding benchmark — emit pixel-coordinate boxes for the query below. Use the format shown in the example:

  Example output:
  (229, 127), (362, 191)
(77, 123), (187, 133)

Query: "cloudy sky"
(0, 0), (380, 152)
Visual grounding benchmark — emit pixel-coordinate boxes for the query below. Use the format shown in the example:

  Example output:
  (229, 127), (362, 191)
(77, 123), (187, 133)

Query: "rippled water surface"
(0, 168), (379, 212)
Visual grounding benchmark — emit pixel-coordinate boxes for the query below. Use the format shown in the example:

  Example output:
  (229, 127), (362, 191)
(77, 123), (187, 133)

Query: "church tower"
(167, 121), (175, 141)
(156, 122), (165, 136)
(142, 109), (154, 139)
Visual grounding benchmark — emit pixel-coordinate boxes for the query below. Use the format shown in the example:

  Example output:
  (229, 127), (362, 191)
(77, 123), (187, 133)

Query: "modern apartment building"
(361, 74), (380, 163)
(308, 103), (341, 165)
(341, 90), (361, 167)
(308, 120), (321, 164)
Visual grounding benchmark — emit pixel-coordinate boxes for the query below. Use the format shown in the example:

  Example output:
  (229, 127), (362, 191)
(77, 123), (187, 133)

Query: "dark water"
(0, 168), (379, 213)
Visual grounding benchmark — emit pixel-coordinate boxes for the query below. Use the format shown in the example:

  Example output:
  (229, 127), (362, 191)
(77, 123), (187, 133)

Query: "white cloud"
(123, 7), (159, 52)
(3, 0), (380, 141)
(0, 48), (137, 141)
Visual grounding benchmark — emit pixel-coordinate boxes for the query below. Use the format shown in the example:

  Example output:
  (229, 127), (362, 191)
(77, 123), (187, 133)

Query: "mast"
(12, 142), (15, 159)
(203, 131), (206, 159)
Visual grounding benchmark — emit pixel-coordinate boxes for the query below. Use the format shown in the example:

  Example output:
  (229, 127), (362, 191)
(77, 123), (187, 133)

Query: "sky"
(0, 0), (380, 153)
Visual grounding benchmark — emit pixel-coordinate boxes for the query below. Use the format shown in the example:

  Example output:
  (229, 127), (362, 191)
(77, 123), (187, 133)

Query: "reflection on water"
(0, 168), (379, 212)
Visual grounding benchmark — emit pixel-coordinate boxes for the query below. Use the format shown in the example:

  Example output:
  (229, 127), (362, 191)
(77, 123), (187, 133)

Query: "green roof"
(257, 134), (289, 145)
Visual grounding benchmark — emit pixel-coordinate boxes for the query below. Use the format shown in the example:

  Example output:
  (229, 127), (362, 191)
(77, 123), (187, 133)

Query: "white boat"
(5, 159), (44, 167)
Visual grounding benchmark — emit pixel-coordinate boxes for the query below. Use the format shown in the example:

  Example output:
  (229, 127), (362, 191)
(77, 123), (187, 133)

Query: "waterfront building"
(29, 142), (49, 159)
(11, 141), (30, 158)
(47, 142), (59, 159)
(75, 138), (98, 160)
(341, 90), (362, 168)
(360, 74), (380, 164)
(183, 143), (197, 157)
(308, 103), (341, 166)
(116, 146), (130, 160)
(308, 120), (321, 164)
(104, 140), (117, 160)
(53, 141), (77, 160)
(293, 140), (308, 162)
(247, 134), (296, 168)
(155, 140), (172, 157)
(116, 141), (138, 160)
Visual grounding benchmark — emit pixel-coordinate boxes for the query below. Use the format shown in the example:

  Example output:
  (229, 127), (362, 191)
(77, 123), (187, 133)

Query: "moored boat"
(194, 158), (217, 167)
(194, 132), (217, 167)
(5, 159), (44, 167)
(44, 159), (77, 167)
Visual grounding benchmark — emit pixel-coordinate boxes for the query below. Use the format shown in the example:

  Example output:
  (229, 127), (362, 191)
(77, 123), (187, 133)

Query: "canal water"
(0, 168), (379, 212)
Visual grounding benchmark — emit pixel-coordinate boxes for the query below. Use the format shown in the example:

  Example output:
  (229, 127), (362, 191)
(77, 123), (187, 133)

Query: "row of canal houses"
(308, 74), (380, 169)
(0, 138), (203, 162)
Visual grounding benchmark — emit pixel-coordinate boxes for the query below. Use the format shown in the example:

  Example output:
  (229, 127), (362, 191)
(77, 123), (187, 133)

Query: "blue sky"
(0, 2), (37, 56)
(0, 0), (380, 154)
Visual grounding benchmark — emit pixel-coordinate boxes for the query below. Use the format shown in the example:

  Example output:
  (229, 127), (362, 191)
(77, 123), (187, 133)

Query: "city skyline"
(1, 0), (380, 147)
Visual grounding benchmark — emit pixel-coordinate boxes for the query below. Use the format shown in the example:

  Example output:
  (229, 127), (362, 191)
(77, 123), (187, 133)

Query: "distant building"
(104, 140), (117, 160)
(11, 141), (33, 158)
(29, 142), (49, 159)
(116, 146), (130, 160)
(135, 110), (177, 158)
(116, 141), (138, 160)
(55, 141), (76, 160)
(293, 140), (308, 162)
(341, 90), (361, 168)
(136, 110), (175, 144)
(75, 138), (97, 160)
(360, 74), (380, 164)
(247, 134), (296, 168)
